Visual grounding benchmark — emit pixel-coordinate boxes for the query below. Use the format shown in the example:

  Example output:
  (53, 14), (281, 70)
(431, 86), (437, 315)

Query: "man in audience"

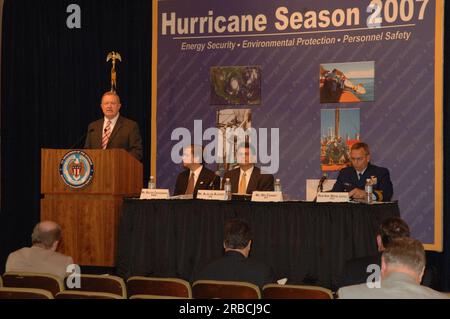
(224, 142), (274, 194)
(193, 219), (274, 289)
(338, 237), (448, 299)
(5, 221), (74, 280)
(173, 144), (220, 197)
(339, 217), (436, 288)
(331, 142), (393, 201)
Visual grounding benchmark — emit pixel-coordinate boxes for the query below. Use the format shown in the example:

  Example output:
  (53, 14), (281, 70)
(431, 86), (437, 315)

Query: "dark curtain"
(0, 0), (151, 273)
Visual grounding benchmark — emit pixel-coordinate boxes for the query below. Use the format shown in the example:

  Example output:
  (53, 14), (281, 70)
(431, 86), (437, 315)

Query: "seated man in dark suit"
(173, 144), (220, 197)
(339, 217), (436, 289)
(224, 142), (274, 194)
(84, 91), (143, 161)
(193, 219), (274, 289)
(331, 142), (393, 201)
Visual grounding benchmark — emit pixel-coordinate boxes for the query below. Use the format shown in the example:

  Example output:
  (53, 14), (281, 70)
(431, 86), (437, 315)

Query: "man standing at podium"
(331, 142), (393, 201)
(84, 91), (143, 161)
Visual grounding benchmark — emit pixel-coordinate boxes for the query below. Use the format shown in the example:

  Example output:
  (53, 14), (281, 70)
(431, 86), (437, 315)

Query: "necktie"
(185, 172), (195, 195)
(238, 172), (247, 194)
(102, 120), (112, 149)
(358, 173), (363, 181)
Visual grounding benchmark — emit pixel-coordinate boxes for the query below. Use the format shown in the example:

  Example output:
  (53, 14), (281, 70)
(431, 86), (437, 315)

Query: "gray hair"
(382, 237), (425, 274)
(31, 223), (61, 249)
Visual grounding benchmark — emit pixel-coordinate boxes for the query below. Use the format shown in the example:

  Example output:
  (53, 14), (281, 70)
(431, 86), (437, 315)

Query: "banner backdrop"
(153, 0), (444, 250)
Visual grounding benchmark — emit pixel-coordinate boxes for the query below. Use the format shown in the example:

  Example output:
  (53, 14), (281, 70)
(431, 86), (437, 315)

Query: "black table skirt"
(116, 199), (399, 289)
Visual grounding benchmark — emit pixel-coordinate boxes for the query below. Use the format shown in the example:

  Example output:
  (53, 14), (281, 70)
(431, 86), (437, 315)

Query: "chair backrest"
(127, 276), (192, 298)
(192, 280), (261, 299)
(56, 291), (122, 299)
(129, 294), (186, 299)
(0, 287), (54, 299)
(262, 284), (333, 299)
(65, 274), (126, 298)
(2, 272), (64, 297)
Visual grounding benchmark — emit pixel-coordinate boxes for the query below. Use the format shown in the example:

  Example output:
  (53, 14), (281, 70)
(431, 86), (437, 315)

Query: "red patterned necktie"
(102, 120), (112, 149)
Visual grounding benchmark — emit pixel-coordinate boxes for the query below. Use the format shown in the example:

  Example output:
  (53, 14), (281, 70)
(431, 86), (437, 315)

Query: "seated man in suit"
(224, 142), (274, 194)
(193, 219), (274, 289)
(339, 217), (436, 289)
(6, 221), (74, 280)
(338, 237), (448, 299)
(84, 91), (143, 161)
(173, 144), (220, 197)
(331, 142), (393, 201)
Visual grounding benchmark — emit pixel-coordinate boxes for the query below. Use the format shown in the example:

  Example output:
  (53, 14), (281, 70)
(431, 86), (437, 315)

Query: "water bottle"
(224, 178), (232, 200)
(365, 178), (373, 204)
(148, 176), (156, 189)
(274, 179), (282, 192)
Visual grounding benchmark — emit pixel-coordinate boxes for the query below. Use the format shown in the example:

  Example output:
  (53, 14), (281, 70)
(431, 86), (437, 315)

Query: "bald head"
(31, 221), (62, 250)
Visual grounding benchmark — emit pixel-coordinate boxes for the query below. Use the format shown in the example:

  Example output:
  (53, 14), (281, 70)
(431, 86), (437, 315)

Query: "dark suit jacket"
(173, 166), (220, 197)
(223, 166), (274, 194)
(339, 252), (436, 289)
(192, 251), (274, 289)
(84, 115), (143, 161)
(331, 163), (393, 201)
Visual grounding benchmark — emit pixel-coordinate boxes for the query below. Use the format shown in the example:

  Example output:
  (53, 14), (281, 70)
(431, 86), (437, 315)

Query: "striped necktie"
(102, 120), (112, 149)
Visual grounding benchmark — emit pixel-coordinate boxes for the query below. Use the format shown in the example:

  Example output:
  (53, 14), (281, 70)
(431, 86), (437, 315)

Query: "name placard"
(251, 191), (283, 202)
(140, 189), (170, 200)
(316, 192), (349, 203)
(197, 190), (227, 201)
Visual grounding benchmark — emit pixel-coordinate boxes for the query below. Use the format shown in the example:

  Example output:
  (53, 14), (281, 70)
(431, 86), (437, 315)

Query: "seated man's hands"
(348, 188), (366, 200)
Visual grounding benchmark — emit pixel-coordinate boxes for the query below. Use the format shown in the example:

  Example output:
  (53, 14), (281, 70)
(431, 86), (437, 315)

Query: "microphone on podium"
(69, 127), (94, 149)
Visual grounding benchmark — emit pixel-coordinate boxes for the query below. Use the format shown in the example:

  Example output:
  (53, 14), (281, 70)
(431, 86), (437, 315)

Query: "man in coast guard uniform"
(331, 142), (393, 202)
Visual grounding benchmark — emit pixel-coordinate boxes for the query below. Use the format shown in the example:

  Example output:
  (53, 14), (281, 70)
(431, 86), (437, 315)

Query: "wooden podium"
(40, 148), (143, 267)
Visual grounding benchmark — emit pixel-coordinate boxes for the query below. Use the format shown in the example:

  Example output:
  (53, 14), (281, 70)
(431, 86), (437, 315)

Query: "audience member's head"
(381, 237), (425, 284)
(376, 217), (410, 251)
(31, 221), (62, 251)
(223, 219), (252, 257)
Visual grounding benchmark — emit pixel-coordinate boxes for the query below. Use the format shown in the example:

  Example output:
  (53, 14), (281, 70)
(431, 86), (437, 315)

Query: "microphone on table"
(318, 173), (328, 193)
(313, 173), (328, 202)
(209, 171), (222, 190)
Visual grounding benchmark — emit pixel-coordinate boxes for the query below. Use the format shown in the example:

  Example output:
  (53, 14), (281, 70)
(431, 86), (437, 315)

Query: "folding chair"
(65, 274), (126, 298)
(129, 294), (186, 299)
(0, 287), (54, 299)
(127, 276), (192, 299)
(262, 284), (333, 299)
(56, 291), (122, 299)
(192, 280), (261, 299)
(2, 272), (64, 297)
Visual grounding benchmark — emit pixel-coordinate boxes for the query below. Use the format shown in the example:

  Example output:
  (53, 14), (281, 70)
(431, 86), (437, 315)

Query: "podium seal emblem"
(59, 150), (94, 188)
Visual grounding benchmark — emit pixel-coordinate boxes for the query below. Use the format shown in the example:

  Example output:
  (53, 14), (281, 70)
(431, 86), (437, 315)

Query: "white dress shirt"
(103, 113), (120, 135)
